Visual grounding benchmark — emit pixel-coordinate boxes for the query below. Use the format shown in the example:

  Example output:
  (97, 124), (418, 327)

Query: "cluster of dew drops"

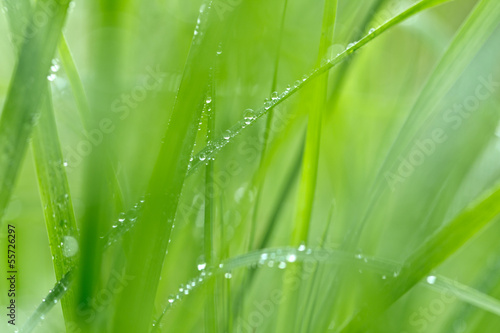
(47, 58), (60, 82)
(104, 197), (145, 248)
(161, 244), (308, 313)
(188, 26), (381, 169)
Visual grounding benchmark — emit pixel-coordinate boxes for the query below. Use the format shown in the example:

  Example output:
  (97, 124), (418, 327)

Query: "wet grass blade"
(204, 69), (218, 333)
(20, 270), (74, 333)
(342, 180), (500, 331)
(277, 0), (338, 330)
(1, 0), (77, 328)
(0, 0), (71, 221)
(112, 2), (224, 331)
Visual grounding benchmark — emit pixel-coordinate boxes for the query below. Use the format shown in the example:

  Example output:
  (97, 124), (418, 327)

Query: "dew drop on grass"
(278, 262), (286, 269)
(50, 59), (60, 73)
(298, 243), (306, 252)
(47, 74), (56, 81)
(271, 91), (278, 100)
(426, 275), (436, 284)
(223, 130), (231, 140)
(267, 260), (275, 268)
(62, 236), (79, 257)
(224, 272), (232, 279)
(206, 96), (212, 103)
(199, 153), (206, 161)
(286, 254), (297, 263)
(369, 28), (375, 34)
(244, 109), (255, 124)
(118, 212), (126, 223)
(197, 255), (206, 271)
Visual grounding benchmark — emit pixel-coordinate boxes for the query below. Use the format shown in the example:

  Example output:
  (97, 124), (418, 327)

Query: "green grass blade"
(342, 180), (500, 331)
(204, 69), (218, 333)
(0, 0), (71, 221)
(57, 35), (91, 127)
(277, 0), (338, 330)
(346, 0), (500, 249)
(112, 2), (224, 331)
(20, 270), (74, 333)
(32, 89), (79, 326)
(1, 0), (77, 329)
(187, 0), (455, 177)
(428, 275), (500, 317)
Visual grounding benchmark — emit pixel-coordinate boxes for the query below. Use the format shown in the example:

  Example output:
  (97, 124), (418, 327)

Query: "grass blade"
(0, 0), (71, 221)
(342, 180), (500, 331)
(112, 2), (224, 331)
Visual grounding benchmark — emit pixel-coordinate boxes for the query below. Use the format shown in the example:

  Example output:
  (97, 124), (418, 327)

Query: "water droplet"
(50, 59), (60, 73)
(426, 275), (436, 284)
(271, 91), (278, 100)
(267, 260), (274, 268)
(118, 212), (126, 223)
(347, 43), (355, 49)
(278, 262), (286, 269)
(62, 236), (79, 257)
(223, 130), (231, 140)
(224, 272), (232, 279)
(199, 153), (206, 161)
(286, 254), (297, 263)
(206, 97), (212, 103)
(298, 244), (306, 252)
(63, 161), (68, 167)
(47, 74), (56, 81)
(244, 109), (255, 124)
(369, 28), (375, 34)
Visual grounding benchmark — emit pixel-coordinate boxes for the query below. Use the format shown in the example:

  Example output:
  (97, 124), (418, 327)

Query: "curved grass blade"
(20, 270), (74, 333)
(341, 179), (500, 331)
(187, 0), (455, 177)
(345, 0), (500, 250)
(154, 246), (402, 328)
(426, 275), (500, 318)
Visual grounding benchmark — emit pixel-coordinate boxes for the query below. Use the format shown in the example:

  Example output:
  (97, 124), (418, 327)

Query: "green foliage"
(1, 0), (500, 332)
